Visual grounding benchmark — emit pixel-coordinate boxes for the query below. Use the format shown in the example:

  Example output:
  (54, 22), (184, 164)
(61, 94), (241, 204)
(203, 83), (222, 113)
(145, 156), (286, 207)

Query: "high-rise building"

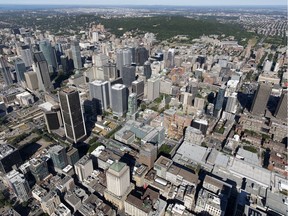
(127, 93), (137, 116)
(39, 40), (57, 72)
(24, 71), (39, 90)
(135, 46), (148, 66)
(60, 55), (69, 74)
(49, 145), (68, 170)
(0, 144), (23, 174)
(106, 161), (130, 197)
(225, 93), (238, 114)
(214, 87), (226, 117)
(111, 84), (128, 116)
(116, 48), (132, 76)
(138, 143), (157, 169)
(14, 59), (26, 83)
(71, 41), (82, 70)
(251, 83), (272, 116)
(165, 48), (175, 68)
(58, 88), (87, 143)
(103, 63), (117, 81)
(0, 56), (13, 86)
(89, 80), (110, 114)
(32, 52), (53, 92)
(6, 170), (30, 202)
(122, 65), (136, 87)
(143, 61), (152, 79)
(132, 80), (144, 99)
(274, 91), (287, 120)
(20, 46), (33, 67)
(39, 104), (63, 133)
(147, 76), (160, 101)
(29, 158), (49, 183)
(66, 147), (79, 166)
(74, 155), (93, 182)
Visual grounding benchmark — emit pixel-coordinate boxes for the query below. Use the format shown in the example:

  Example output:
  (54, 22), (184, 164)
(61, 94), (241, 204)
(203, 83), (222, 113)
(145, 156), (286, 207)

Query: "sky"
(0, 0), (286, 6)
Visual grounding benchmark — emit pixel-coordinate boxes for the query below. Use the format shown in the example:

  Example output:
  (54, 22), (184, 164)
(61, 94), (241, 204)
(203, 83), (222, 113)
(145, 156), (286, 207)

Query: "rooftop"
(109, 161), (126, 173)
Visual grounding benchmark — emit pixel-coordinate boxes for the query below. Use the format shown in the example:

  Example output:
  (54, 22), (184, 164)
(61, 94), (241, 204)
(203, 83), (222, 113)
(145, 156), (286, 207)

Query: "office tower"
(20, 45), (33, 67)
(181, 92), (193, 106)
(67, 147), (79, 166)
(111, 84), (128, 116)
(14, 59), (26, 83)
(0, 102), (6, 116)
(89, 80), (110, 114)
(24, 71), (39, 90)
(39, 40), (57, 72)
(147, 76), (160, 101)
(274, 91), (287, 120)
(49, 145), (68, 170)
(251, 83), (272, 116)
(214, 87), (226, 117)
(40, 104), (63, 133)
(144, 61), (152, 79)
(191, 119), (208, 135)
(92, 31), (99, 42)
(135, 46), (148, 66)
(33, 52), (53, 92)
(74, 155), (93, 182)
(127, 93), (137, 116)
(263, 60), (272, 72)
(29, 158), (49, 183)
(194, 97), (205, 110)
(165, 48), (175, 68)
(0, 144), (23, 174)
(60, 55), (69, 74)
(58, 88), (87, 143)
(225, 93), (238, 114)
(130, 47), (136, 63)
(106, 161), (130, 197)
(71, 41), (82, 69)
(103, 62), (117, 80)
(0, 56), (13, 86)
(116, 48), (132, 76)
(138, 143), (157, 169)
(122, 65), (136, 87)
(132, 80), (144, 99)
(6, 170), (30, 202)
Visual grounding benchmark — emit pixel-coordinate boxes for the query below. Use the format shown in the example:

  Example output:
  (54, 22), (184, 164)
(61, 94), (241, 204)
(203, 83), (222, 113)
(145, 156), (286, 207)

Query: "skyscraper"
(111, 84), (128, 117)
(103, 62), (118, 81)
(39, 40), (57, 72)
(147, 76), (160, 101)
(122, 65), (136, 87)
(132, 79), (144, 99)
(29, 158), (49, 183)
(14, 59), (26, 83)
(116, 48), (132, 77)
(58, 88), (87, 143)
(0, 56), (13, 86)
(20, 45), (33, 67)
(251, 83), (272, 116)
(135, 46), (148, 66)
(214, 87), (226, 117)
(49, 145), (68, 170)
(71, 41), (82, 70)
(127, 93), (137, 116)
(74, 155), (93, 182)
(6, 170), (30, 202)
(274, 91), (287, 120)
(106, 161), (130, 197)
(24, 71), (39, 90)
(0, 144), (23, 174)
(143, 61), (152, 79)
(225, 93), (238, 114)
(32, 52), (53, 92)
(89, 80), (110, 114)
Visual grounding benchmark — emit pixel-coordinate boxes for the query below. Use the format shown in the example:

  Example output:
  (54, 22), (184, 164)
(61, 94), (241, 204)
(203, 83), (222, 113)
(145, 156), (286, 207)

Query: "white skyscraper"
(111, 84), (128, 116)
(89, 80), (110, 114)
(147, 76), (160, 101)
(106, 161), (130, 197)
(6, 170), (30, 202)
(20, 45), (33, 67)
(225, 93), (238, 114)
(71, 41), (82, 70)
(74, 155), (93, 182)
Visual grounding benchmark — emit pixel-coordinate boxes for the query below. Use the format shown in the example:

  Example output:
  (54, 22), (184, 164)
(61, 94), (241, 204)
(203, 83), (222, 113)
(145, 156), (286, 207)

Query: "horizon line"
(0, 4), (286, 6)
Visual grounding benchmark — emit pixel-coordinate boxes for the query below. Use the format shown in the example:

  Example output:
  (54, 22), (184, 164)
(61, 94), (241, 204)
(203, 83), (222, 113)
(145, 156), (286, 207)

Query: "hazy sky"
(0, 0), (286, 6)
